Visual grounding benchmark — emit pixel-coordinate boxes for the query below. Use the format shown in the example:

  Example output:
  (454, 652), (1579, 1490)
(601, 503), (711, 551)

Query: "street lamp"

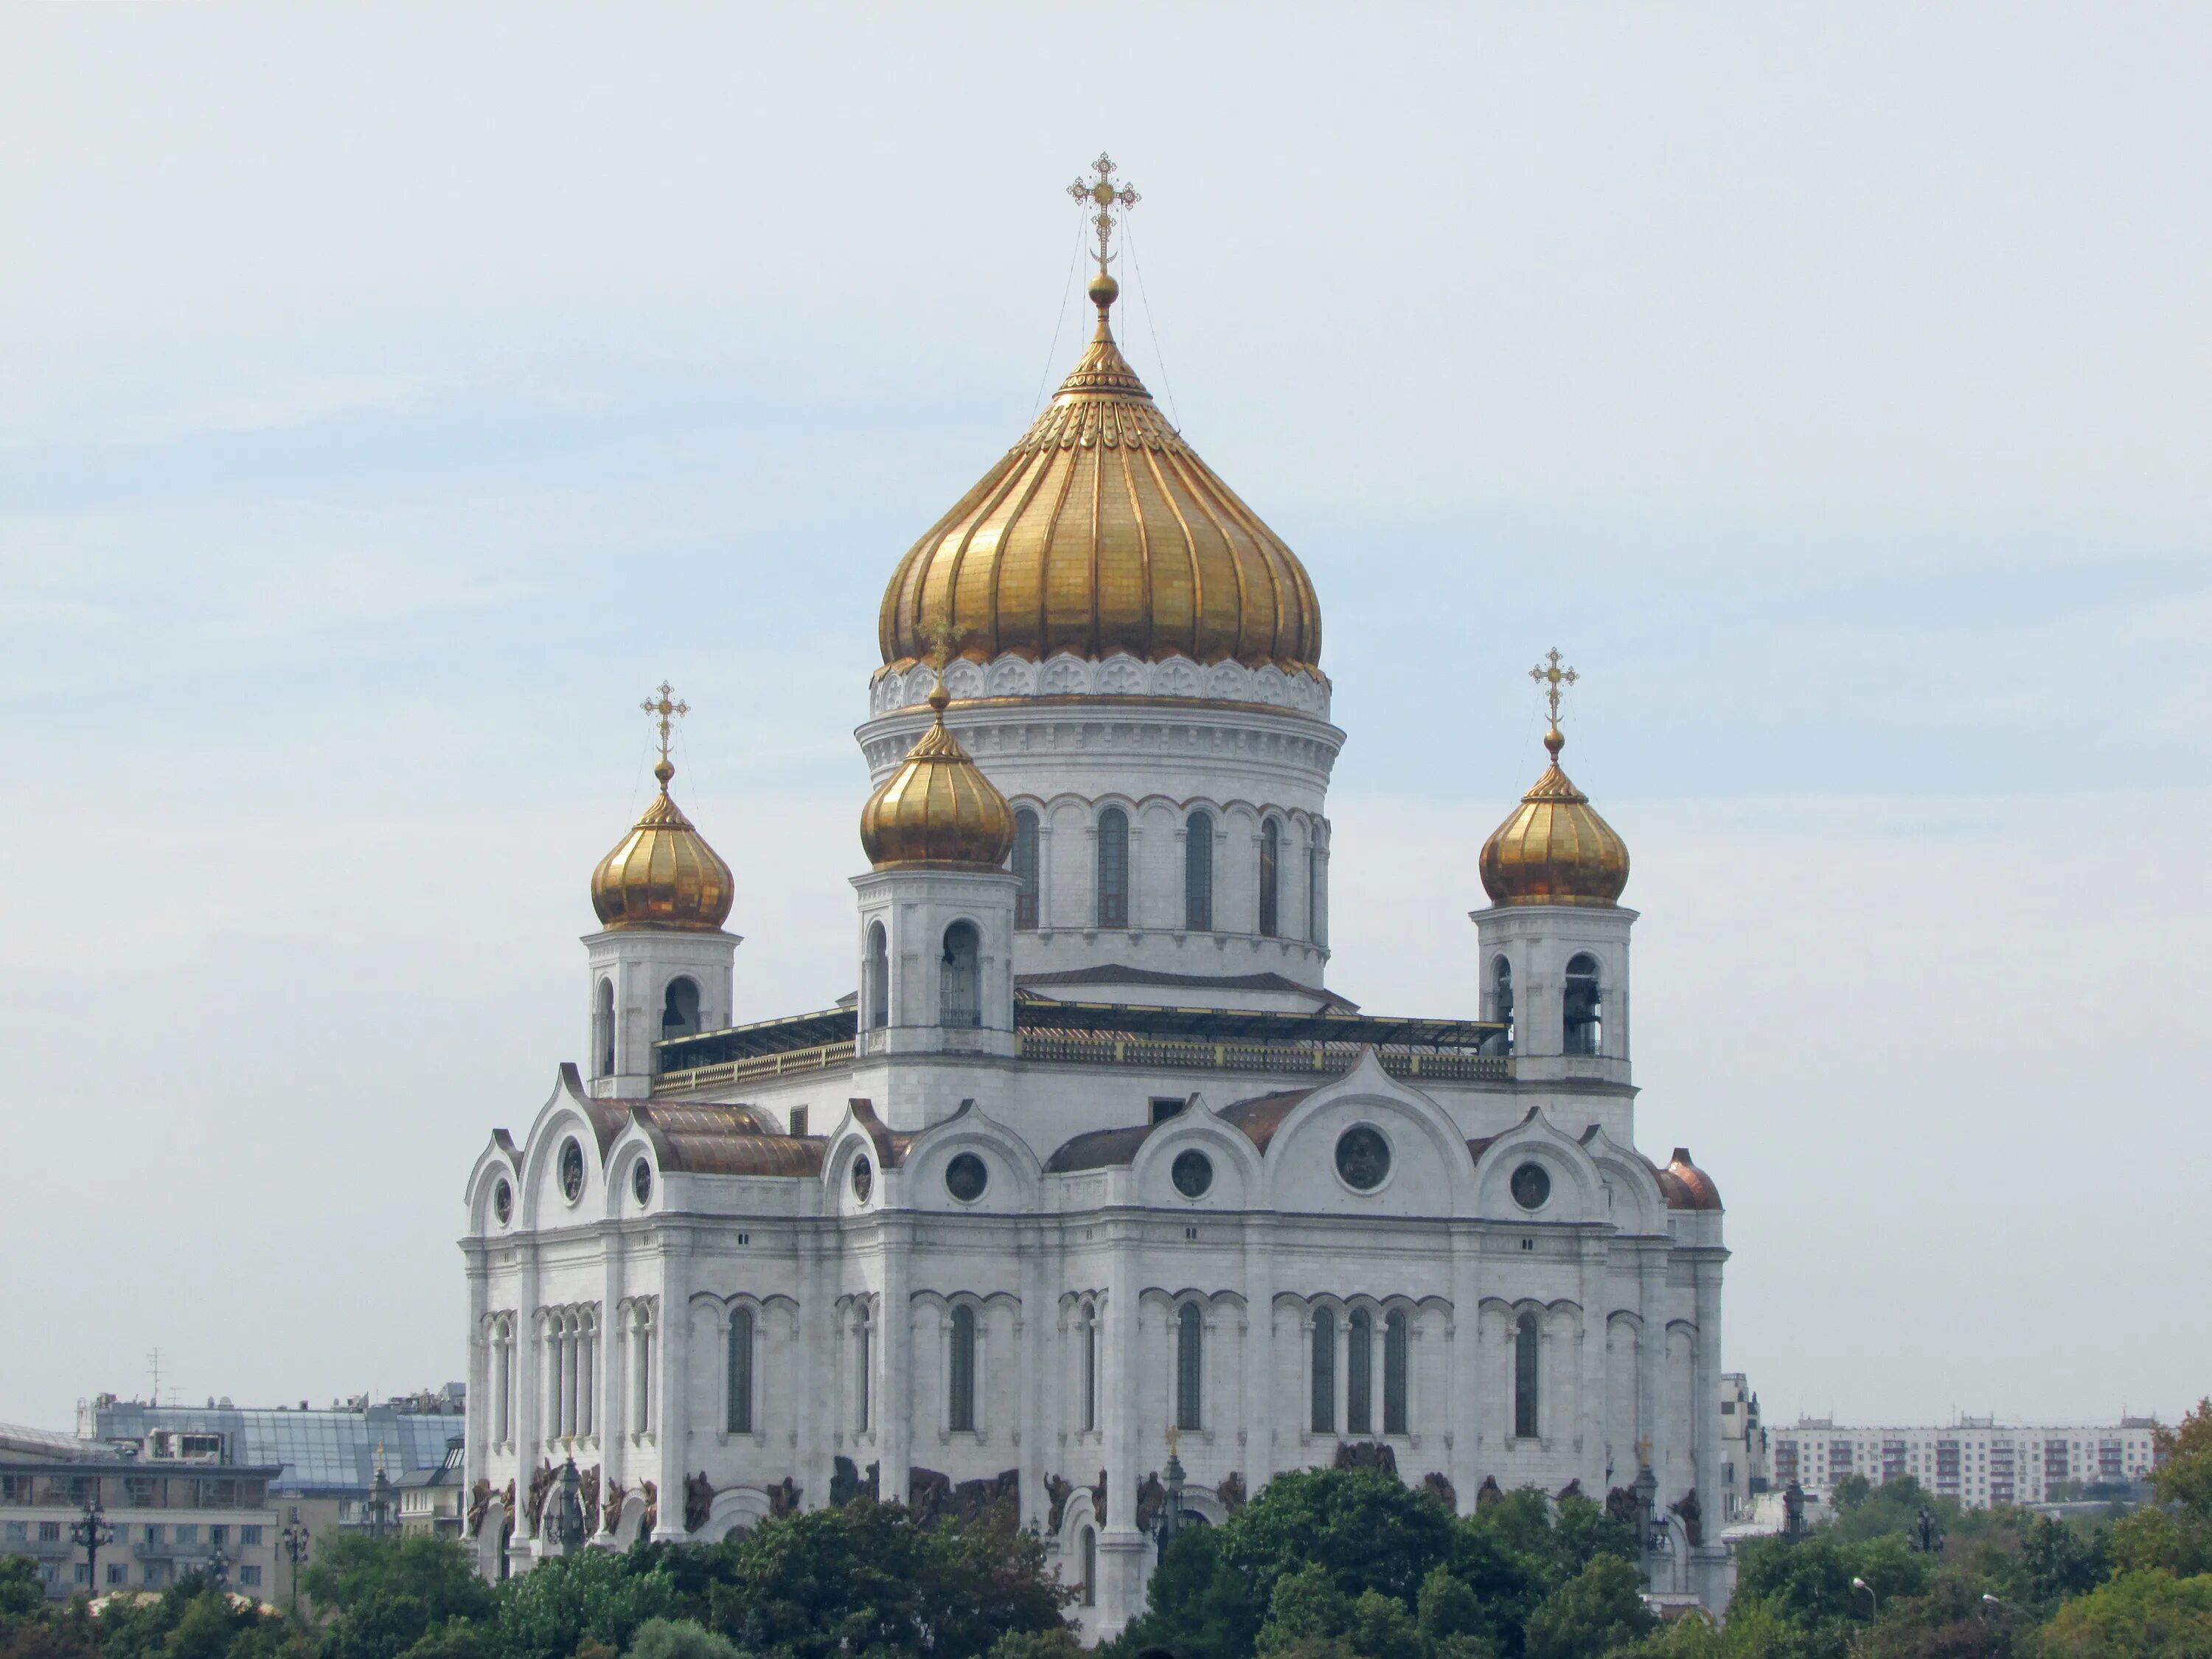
(1909, 1504), (1945, 1556)
(1632, 1463), (1670, 1575)
(280, 1521), (311, 1616)
(363, 1464), (398, 1543)
(1781, 1478), (1809, 1542)
(1157, 1432), (1186, 1559)
(69, 1498), (116, 1596)
(206, 1545), (230, 1594)
(548, 1458), (587, 1554)
(1851, 1576), (1878, 1617)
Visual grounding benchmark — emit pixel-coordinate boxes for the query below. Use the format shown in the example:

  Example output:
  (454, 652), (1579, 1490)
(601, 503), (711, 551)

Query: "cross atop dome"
(1528, 649), (1578, 730)
(1068, 152), (1140, 279)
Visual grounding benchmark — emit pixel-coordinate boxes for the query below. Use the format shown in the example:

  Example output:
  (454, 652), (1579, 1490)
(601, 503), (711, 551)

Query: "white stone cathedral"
(460, 162), (1731, 1632)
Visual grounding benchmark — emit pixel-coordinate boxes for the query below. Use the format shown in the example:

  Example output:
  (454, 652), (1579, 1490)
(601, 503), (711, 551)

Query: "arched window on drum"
(865, 922), (889, 1031)
(592, 978), (615, 1078)
(1184, 810), (1214, 932)
(1011, 808), (1040, 931)
(1096, 808), (1130, 930)
(1258, 819), (1281, 937)
(940, 922), (981, 1029)
(1563, 953), (1603, 1055)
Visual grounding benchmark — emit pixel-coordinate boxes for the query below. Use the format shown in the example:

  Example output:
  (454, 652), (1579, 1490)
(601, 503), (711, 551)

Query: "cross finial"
(641, 681), (689, 787)
(1166, 1425), (1180, 1459)
(1068, 153), (1140, 279)
(920, 622), (958, 719)
(1528, 648), (1579, 729)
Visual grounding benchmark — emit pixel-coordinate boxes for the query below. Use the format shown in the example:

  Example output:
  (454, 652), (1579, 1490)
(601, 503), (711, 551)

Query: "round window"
(632, 1158), (653, 1205)
(851, 1154), (874, 1203)
(945, 1152), (988, 1203)
(1335, 1126), (1391, 1192)
(1511, 1162), (1551, 1210)
(558, 1139), (585, 1203)
(493, 1179), (512, 1225)
(1171, 1150), (1214, 1198)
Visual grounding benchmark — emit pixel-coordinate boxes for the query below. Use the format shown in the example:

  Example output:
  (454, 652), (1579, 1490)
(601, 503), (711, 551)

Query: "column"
(653, 1237), (692, 1539)
(1097, 1226), (1146, 1637)
(1020, 1221), (1048, 1528)
(1579, 1238), (1607, 1493)
(1691, 1254), (1724, 1603)
(465, 1261), (490, 1489)
(1242, 1216), (1276, 1493)
(879, 1219), (911, 1510)
(513, 1248), (541, 1537)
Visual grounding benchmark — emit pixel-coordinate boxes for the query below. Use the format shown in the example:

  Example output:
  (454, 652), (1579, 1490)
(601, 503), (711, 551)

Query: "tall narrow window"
(1080, 1527), (1096, 1606)
(1307, 837), (1324, 944)
(940, 922), (981, 1029)
(866, 923), (889, 1030)
(1383, 1311), (1409, 1435)
(1183, 811), (1214, 931)
(1563, 953), (1602, 1056)
(1096, 808), (1129, 928)
(1012, 809), (1040, 930)
(1514, 1311), (1540, 1439)
(855, 1304), (872, 1432)
(1486, 956), (1514, 1054)
(948, 1304), (977, 1432)
(1310, 1307), (1335, 1433)
(662, 976), (700, 1039)
(1259, 820), (1281, 937)
(1082, 1305), (1099, 1432)
(727, 1308), (754, 1434)
(1346, 1310), (1373, 1434)
(1175, 1303), (1203, 1431)
(633, 1308), (653, 1436)
(593, 979), (615, 1078)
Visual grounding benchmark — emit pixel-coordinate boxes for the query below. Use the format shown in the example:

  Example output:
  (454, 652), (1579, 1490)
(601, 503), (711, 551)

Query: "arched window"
(1183, 810), (1214, 931)
(1096, 808), (1129, 928)
(854, 1304), (872, 1432)
(1486, 956), (1514, 1054)
(1563, 953), (1602, 1056)
(1012, 809), (1040, 930)
(661, 975), (700, 1039)
(1079, 1526), (1096, 1606)
(593, 978), (615, 1078)
(948, 1304), (977, 1432)
(1310, 1307), (1335, 1433)
(940, 922), (981, 1029)
(1307, 836), (1324, 945)
(1514, 1311), (1540, 1439)
(1081, 1304), (1099, 1433)
(1346, 1309), (1373, 1434)
(1259, 820), (1281, 937)
(865, 923), (890, 1030)
(1383, 1311), (1409, 1435)
(726, 1308), (754, 1434)
(1176, 1303), (1203, 1431)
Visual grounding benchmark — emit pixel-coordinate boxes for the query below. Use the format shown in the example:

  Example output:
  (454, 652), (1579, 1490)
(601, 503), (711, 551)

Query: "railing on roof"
(653, 1035), (1508, 1094)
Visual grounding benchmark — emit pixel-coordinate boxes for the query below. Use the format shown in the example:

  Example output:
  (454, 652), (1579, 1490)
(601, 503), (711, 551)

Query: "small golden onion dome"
(590, 759), (735, 931)
(1478, 725), (1630, 907)
(1662, 1147), (1723, 1211)
(877, 277), (1323, 679)
(859, 684), (1018, 868)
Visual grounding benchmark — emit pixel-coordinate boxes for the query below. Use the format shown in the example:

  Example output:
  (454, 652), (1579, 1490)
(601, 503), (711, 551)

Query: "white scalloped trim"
(869, 652), (1332, 720)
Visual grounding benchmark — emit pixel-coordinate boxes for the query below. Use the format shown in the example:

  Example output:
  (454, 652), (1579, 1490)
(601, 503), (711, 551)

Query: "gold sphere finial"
(1088, 270), (1120, 311)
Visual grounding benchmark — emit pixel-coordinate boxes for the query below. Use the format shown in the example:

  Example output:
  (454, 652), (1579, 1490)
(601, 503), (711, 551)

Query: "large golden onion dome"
(860, 682), (1018, 868)
(877, 271), (1323, 678)
(591, 757), (736, 931)
(1478, 723), (1630, 908)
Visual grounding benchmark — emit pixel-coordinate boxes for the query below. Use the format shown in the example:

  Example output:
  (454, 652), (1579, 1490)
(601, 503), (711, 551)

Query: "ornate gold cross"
(641, 681), (689, 762)
(1528, 648), (1578, 726)
(1068, 153), (1140, 275)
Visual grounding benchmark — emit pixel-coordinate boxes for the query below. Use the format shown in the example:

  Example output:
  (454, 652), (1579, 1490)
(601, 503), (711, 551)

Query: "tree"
(1218, 1468), (1458, 1610)
(299, 1535), (495, 1659)
(625, 1618), (748, 1659)
(492, 1547), (684, 1659)
(1518, 1558), (1653, 1659)
(2153, 1399), (2212, 1517)
(2039, 1570), (2212, 1658)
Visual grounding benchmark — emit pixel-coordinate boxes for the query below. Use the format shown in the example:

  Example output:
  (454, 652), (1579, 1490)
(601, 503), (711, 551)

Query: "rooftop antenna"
(147, 1348), (161, 1405)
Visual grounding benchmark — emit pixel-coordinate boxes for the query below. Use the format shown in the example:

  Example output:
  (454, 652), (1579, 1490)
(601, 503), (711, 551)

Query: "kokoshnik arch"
(460, 156), (1730, 1632)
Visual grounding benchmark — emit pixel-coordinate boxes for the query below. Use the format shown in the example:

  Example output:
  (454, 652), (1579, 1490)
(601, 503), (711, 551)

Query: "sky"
(1, 4), (2207, 1434)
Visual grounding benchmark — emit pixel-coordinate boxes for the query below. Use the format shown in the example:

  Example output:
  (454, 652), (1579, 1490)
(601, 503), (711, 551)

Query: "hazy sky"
(3, 4), (2207, 1433)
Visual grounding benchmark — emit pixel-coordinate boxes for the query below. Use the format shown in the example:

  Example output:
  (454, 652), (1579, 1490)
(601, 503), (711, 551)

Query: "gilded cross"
(641, 681), (689, 763)
(1068, 153), (1140, 275)
(1528, 649), (1578, 726)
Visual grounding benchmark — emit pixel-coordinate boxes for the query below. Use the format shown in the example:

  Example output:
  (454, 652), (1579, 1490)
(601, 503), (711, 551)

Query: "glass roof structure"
(92, 1401), (465, 1495)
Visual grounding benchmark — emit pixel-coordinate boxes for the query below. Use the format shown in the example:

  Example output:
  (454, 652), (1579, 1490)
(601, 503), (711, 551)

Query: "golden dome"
(591, 759), (736, 931)
(877, 279), (1322, 680)
(859, 683), (1018, 868)
(1478, 725), (1630, 908)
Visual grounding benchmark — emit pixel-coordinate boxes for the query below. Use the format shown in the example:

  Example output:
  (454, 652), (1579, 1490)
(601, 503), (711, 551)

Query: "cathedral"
(460, 159), (1730, 1631)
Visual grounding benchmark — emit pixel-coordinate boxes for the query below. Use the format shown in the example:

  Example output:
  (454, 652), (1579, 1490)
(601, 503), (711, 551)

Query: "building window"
(1012, 809), (1040, 929)
(1081, 1304), (1099, 1433)
(940, 922), (981, 1029)
(1184, 810), (1214, 931)
(1176, 1303), (1203, 1432)
(1080, 1526), (1096, 1606)
(1346, 1309), (1374, 1434)
(727, 1307), (754, 1434)
(866, 923), (890, 1030)
(1310, 1307), (1335, 1433)
(105, 1564), (125, 1586)
(1563, 953), (1601, 1055)
(1096, 808), (1129, 929)
(1486, 956), (1514, 1053)
(593, 978), (615, 1078)
(1259, 820), (1280, 937)
(237, 1565), (262, 1588)
(855, 1304), (872, 1432)
(1307, 835), (1324, 945)
(1383, 1310), (1409, 1435)
(948, 1305), (978, 1433)
(1514, 1311), (1540, 1439)
(661, 975), (701, 1040)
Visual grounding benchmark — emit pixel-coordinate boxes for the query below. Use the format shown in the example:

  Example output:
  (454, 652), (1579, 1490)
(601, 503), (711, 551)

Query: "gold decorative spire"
(877, 159), (1321, 683)
(591, 684), (734, 931)
(859, 637), (1017, 869)
(1478, 653), (1630, 908)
